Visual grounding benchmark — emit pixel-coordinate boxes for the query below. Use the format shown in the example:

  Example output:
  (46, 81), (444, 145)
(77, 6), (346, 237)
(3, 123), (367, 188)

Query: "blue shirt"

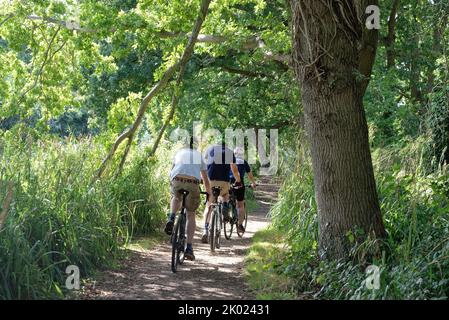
(205, 145), (236, 182)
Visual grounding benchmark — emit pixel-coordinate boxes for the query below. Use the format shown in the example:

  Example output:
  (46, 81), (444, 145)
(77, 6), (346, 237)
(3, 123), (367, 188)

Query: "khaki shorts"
(210, 180), (230, 198)
(170, 179), (201, 212)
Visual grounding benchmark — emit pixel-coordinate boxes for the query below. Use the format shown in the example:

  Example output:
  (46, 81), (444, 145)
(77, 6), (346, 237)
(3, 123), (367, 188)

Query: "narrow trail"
(83, 177), (280, 300)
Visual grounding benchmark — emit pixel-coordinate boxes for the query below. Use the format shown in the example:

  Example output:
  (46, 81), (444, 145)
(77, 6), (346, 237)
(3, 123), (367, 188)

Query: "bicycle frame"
(171, 190), (189, 273)
(207, 187), (223, 252)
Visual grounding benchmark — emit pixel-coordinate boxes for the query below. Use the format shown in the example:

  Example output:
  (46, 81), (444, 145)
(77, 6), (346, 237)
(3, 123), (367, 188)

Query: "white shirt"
(169, 148), (207, 181)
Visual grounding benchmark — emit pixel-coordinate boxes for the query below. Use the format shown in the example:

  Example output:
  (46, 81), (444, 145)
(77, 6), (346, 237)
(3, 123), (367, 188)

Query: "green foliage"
(1, 0), (448, 301)
(0, 128), (168, 299)
(424, 87), (449, 170)
(107, 92), (142, 133)
(245, 228), (298, 300)
(266, 136), (449, 300)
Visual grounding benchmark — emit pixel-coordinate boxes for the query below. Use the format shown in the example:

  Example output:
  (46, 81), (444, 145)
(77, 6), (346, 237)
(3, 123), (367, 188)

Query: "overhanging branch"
(96, 0), (213, 179)
(24, 14), (291, 66)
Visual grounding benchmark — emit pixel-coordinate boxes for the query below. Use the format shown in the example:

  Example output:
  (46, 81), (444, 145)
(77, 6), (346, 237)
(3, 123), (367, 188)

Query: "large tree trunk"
(384, 0), (399, 69)
(291, 0), (386, 260)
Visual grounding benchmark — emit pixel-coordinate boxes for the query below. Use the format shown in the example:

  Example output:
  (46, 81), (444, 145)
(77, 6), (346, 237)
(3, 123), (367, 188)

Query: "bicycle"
(170, 189), (190, 273)
(207, 186), (223, 252)
(224, 184), (253, 239)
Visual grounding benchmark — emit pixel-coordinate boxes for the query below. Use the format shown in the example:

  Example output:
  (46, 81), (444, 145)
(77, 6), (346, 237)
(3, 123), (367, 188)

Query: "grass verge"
(245, 227), (302, 300)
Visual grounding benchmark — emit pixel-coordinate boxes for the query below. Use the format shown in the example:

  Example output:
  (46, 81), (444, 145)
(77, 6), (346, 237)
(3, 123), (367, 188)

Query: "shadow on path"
(82, 177), (280, 300)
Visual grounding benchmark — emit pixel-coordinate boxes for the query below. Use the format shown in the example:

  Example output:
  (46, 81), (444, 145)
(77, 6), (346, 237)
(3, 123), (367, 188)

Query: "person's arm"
(200, 170), (211, 196)
(245, 161), (256, 188)
(230, 163), (241, 184)
(247, 171), (257, 189)
(230, 151), (241, 185)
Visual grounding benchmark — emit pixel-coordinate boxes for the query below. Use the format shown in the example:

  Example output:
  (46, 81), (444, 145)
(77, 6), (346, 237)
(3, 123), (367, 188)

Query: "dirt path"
(82, 177), (280, 300)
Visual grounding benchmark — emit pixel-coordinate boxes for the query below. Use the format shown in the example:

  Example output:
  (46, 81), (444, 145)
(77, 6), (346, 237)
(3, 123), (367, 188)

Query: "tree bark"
(410, 17), (423, 105)
(384, 0), (399, 69)
(291, 0), (386, 260)
(426, 0), (448, 94)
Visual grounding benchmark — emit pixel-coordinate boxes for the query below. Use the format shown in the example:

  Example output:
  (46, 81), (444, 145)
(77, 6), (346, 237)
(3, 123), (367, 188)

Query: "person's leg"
(186, 210), (196, 244)
(219, 181), (231, 221)
(201, 203), (212, 243)
(185, 185), (200, 243)
(165, 196), (180, 235)
(237, 200), (245, 224)
(169, 196), (181, 220)
(165, 180), (182, 235)
(185, 210), (196, 260)
(235, 186), (246, 232)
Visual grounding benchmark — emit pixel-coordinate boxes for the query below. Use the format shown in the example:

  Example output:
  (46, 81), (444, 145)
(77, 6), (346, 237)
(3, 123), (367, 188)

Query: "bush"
(424, 87), (449, 171)
(268, 136), (449, 299)
(0, 128), (169, 299)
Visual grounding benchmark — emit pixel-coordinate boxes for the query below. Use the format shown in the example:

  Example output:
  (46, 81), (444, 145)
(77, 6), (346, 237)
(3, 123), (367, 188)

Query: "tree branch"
(220, 65), (269, 78)
(96, 0), (213, 179)
(383, 0), (399, 68)
(0, 14), (15, 28)
(25, 14), (291, 67)
(358, 0), (380, 96)
(17, 25), (62, 105)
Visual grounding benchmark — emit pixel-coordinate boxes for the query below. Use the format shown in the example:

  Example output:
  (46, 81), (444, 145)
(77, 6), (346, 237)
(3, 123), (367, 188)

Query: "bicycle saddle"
(178, 189), (190, 195)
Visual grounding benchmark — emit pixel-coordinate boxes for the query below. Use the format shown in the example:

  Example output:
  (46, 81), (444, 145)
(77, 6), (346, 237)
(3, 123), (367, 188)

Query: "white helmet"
(234, 146), (244, 158)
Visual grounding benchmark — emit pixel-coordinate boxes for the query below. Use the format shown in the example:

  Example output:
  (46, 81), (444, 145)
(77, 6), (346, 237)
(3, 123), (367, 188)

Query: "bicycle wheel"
(224, 202), (235, 240)
(216, 208), (222, 249)
(178, 213), (186, 265)
(209, 209), (216, 252)
(236, 204), (248, 238)
(171, 217), (181, 273)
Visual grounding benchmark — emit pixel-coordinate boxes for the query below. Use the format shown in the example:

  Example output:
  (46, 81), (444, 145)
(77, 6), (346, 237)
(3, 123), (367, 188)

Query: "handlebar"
(232, 183), (257, 189)
(200, 183), (257, 202)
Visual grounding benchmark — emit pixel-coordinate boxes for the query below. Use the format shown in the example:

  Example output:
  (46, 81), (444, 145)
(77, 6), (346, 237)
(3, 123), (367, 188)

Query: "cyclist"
(164, 136), (211, 261)
(230, 147), (257, 233)
(201, 141), (242, 243)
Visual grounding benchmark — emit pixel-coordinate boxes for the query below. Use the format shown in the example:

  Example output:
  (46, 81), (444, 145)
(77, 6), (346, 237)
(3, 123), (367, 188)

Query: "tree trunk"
(410, 16), (423, 105)
(291, 0), (386, 260)
(426, 1), (447, 94)
(384, 0), (399, 69)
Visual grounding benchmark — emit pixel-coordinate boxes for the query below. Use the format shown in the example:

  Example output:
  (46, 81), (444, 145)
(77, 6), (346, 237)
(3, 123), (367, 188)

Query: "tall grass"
(268, 135), (449, 299)
(0, 128), (169, 299)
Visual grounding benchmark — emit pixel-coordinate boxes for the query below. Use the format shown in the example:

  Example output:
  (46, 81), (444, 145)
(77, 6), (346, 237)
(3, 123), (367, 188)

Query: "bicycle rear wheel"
(224, 203), (235, 240)
(216, 209), (222, 249)
(236, 204), (248, 238)
(209, 209), (216, 252)
(171, 213), (186, 272)
(178, 214), (186, 265)
(171, 218), (181, 273)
